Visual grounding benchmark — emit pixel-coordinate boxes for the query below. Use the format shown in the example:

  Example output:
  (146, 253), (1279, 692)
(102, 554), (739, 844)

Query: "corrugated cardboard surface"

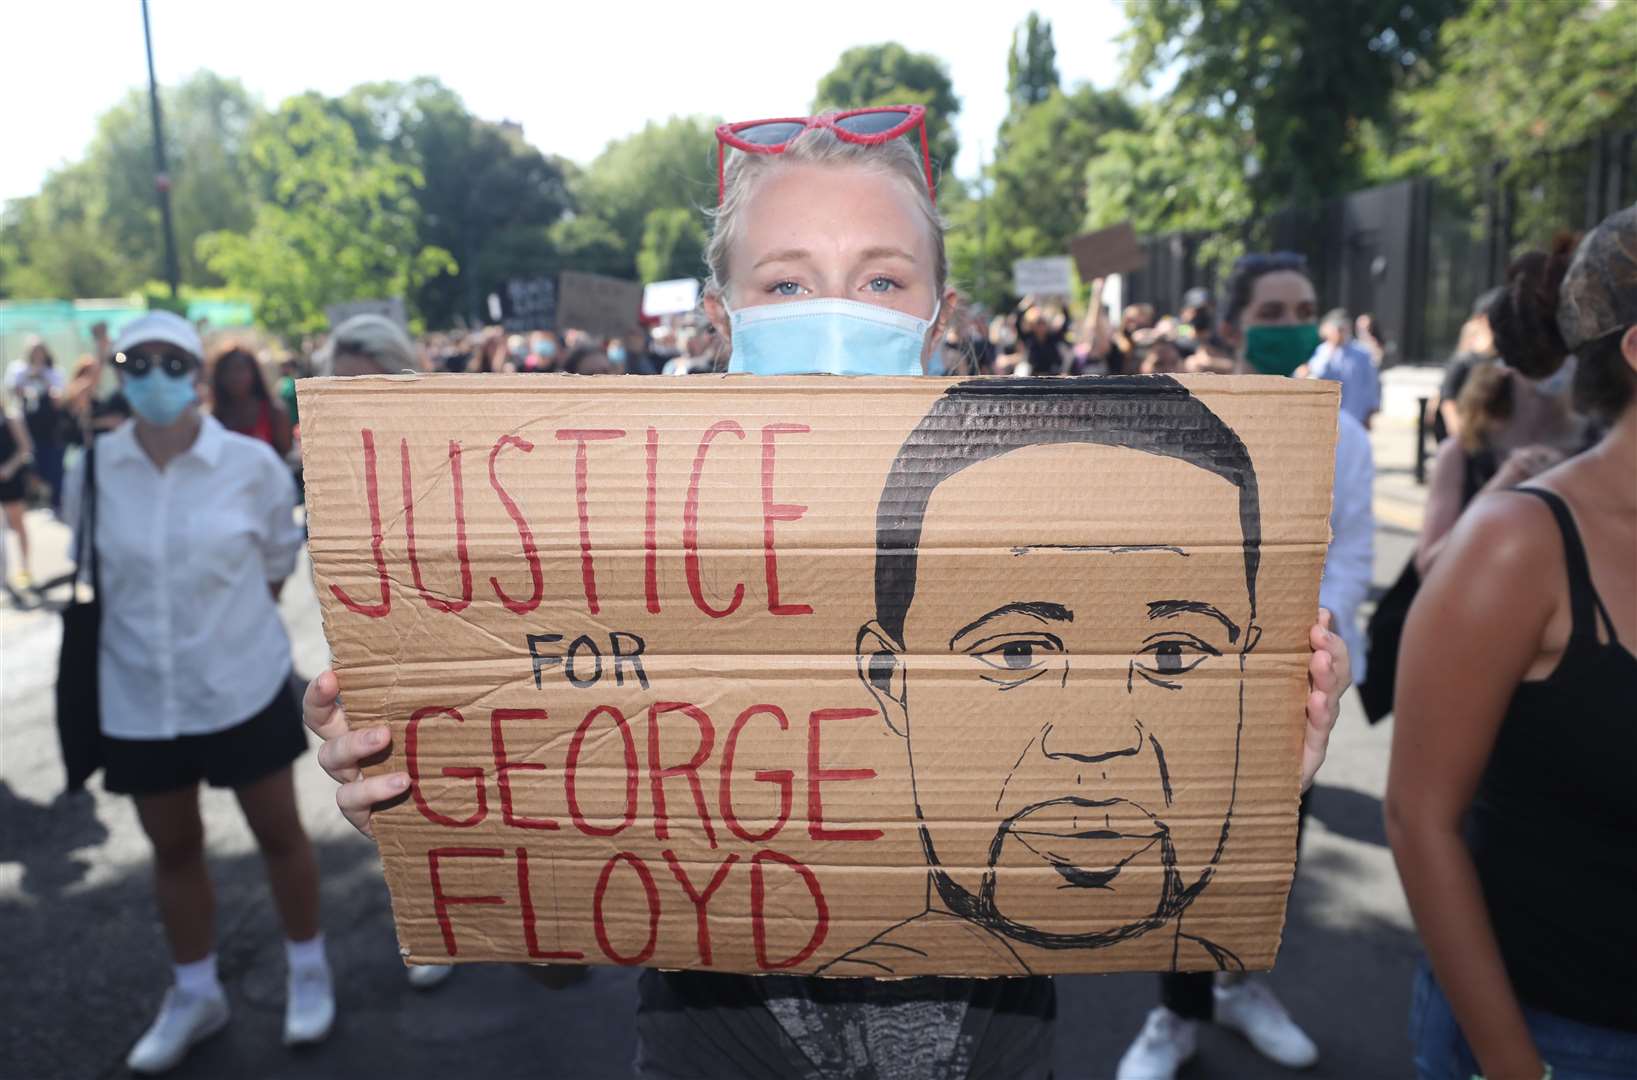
(298, 373), (1337, 977)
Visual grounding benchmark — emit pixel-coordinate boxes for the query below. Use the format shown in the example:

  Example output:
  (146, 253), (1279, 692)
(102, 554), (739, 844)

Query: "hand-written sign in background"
(298, 374), (1337, 977)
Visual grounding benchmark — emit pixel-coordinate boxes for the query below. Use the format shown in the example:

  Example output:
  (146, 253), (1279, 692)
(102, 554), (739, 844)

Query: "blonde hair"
(320, 314), (419, 375)
(704, 124), (948, 306)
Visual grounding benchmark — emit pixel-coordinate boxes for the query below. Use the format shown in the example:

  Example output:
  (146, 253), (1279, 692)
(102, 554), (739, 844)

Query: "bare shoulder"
(1435, 487), (1563, 584)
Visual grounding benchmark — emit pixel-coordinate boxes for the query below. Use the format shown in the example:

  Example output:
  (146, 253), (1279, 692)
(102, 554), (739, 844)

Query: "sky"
(0, 0), (1130, 204)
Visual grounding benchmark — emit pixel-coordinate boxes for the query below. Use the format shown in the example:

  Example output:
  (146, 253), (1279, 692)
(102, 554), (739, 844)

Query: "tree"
(1006, 14), (1060, 119)
(1083, 104), (1256, 278)
(948, 85), (1137, 311)
(0, 163), (128, 299)
(572, 116), (718, 281)
(1, 71), (261, 299)
(812, 44), (962, 179)
(1121, 0), (1467, 212)
(1390, 0), (1637, 200)
(340, 79), (571, 326)
(198, 95), (454, 336)
(546, 215), (630, 281)
(637, 207), (709, 284)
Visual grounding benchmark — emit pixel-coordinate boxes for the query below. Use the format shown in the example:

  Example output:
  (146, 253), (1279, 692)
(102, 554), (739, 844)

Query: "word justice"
(328, 422), (813, 621)
(408, 700), (882, 968)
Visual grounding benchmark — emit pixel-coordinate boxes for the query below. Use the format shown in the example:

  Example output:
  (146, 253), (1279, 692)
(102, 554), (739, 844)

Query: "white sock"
(174, 954), (223, 999)
(285, 933), (328, 974)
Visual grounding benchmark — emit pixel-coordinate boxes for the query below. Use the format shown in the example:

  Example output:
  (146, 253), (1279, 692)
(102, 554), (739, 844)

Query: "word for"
(329, 422), (812, 621)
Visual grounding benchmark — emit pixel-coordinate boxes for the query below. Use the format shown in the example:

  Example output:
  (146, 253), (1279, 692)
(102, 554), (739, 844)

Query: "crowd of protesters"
(4, 99), (1632, 1080)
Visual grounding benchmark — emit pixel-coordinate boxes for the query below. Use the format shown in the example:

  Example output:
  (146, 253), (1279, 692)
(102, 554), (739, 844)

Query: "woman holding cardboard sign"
(303, 105), (1355, 1079)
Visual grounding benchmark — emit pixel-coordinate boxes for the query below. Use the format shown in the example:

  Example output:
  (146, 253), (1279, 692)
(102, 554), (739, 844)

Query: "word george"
(405, 701), (883, 848)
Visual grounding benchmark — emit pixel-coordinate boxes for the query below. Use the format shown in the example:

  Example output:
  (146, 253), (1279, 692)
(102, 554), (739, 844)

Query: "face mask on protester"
(725, 296), (939, 376)
(537, 340), (558, 359)
(607, 345), (628, 365)
(123, 369), (198, 426)
(1243, 323), (1320, 377)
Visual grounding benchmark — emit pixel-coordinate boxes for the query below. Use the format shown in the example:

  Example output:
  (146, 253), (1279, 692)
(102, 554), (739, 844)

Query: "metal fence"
(1125, 130), (1637, 367)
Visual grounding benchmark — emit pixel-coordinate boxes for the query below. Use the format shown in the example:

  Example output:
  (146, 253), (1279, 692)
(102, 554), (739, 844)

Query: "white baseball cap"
(113, 311), (204, 361)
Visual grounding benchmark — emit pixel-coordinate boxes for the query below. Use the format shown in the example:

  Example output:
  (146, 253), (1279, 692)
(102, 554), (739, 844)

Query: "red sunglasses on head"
(714, 104), (935, 206)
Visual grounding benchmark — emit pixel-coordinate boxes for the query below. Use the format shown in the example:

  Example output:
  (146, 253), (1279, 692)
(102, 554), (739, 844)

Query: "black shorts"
(102, 676), (309, 797)
(0, 466), (27, 504)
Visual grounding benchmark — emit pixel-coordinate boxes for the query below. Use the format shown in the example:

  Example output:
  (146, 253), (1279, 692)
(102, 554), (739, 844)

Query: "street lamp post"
(142, 0), (181, 301)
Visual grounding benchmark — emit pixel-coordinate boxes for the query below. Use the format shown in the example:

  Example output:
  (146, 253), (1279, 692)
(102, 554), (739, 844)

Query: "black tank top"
(1466, 487), (1637, 1033)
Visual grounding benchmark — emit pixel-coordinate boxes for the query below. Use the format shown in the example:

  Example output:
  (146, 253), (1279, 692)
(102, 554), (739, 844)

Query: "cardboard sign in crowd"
(299, 373), (1338, 977)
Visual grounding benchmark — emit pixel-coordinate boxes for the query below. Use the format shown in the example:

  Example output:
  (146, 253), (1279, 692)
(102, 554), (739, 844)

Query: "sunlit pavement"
(2, 420), (1427, 1079)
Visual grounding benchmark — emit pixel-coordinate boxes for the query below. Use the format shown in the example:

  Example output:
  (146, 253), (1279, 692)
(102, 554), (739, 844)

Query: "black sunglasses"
(115, 347), (197, 377)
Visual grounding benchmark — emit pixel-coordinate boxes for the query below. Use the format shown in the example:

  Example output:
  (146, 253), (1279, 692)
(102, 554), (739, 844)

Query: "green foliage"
(1085, 103), (1254, 234)
(949, 85), (1137, 311)
(1006, 14), (1060, 119)
(1390, 0), (1637, 200)
(1, 161), (127, 299)
(572, 116), (718, 280)
(636, 207), (709, 284)
(1, 72), (259, 299)
(812, 43), (962, 177)
(1121, 0), (1465, 211)
(547, 215), (629, 280)
(340, 79), (571, 326)
(197, 96), (454, 338)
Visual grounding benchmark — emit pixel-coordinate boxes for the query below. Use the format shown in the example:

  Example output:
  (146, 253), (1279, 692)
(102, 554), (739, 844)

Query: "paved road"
(0, 420), (1429, 1080)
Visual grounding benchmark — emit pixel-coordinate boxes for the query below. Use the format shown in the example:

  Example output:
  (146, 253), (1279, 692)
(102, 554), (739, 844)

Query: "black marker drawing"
(819, 376), (1262, 976)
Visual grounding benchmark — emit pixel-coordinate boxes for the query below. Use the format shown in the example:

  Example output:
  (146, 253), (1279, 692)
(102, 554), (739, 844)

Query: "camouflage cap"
(1558, 204), (1637, 350)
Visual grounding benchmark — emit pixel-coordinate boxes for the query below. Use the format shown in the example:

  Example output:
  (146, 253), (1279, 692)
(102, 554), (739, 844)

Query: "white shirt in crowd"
(1321, 412), (1375, 684)
(64, 414), (302, 740)
(5, 358), (66, 408)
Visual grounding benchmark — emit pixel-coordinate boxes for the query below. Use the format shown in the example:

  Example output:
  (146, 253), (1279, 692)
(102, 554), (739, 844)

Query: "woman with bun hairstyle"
(1388, 206), (1637, 1080)
(1415, 236), (1592, 574)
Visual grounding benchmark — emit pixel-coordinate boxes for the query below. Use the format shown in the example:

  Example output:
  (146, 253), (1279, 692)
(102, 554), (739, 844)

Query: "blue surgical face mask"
(124, 369), (198, 426)
(725, 297), (939, 376)
(538, 340), (558, 358)
(607, 345), (628, 364)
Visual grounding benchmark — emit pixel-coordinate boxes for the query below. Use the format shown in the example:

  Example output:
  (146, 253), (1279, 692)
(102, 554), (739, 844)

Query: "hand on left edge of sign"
(1301, 609), (1350, 792)
(304, 669), (408, 839)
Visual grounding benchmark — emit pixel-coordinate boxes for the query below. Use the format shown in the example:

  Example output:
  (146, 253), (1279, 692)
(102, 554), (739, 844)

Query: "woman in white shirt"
(67, 312), (334, 1075)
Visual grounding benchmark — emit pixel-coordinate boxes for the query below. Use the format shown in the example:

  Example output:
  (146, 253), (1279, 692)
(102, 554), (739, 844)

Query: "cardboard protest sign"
(503, 277), (558, 333)
(1071, 223), (1149, 282)
(299, 373), (1338, 977)
(642, 278), (701, 318)
(557, 272), (644, 340)
(1012, 256), (1075, 297)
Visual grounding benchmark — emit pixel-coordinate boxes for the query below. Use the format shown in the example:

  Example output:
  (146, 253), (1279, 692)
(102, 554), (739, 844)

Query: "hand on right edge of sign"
(304, 669), (409, 839)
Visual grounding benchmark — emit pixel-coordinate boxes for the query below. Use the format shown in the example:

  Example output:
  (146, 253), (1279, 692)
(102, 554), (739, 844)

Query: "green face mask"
(1244, 323), (1321, 377)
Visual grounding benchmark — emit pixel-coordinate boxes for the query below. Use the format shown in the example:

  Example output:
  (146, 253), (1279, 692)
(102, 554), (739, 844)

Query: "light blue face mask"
(123, 369), (198, 426)
(725, 297), (938, 376)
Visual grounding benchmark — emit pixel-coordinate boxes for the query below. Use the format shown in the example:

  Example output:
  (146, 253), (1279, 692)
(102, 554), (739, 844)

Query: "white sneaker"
(1116, 1006), (1199, 1080)
(407, 963), (454, 990)
(126, 987), (230, 1074)
(283, 963), (335, 1046)
(1213, 978), (1318, 1069)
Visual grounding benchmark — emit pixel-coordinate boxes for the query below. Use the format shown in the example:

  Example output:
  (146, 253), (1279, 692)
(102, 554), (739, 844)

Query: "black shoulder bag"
(55, 442), (104, 792)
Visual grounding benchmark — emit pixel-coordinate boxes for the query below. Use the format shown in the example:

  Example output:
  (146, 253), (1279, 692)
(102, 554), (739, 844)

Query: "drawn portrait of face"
(858, 378), (1261, 954)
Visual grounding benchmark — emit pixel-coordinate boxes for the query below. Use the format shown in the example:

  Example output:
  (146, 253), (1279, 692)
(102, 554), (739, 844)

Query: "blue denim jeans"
(1411, 961), (1637, 1079)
